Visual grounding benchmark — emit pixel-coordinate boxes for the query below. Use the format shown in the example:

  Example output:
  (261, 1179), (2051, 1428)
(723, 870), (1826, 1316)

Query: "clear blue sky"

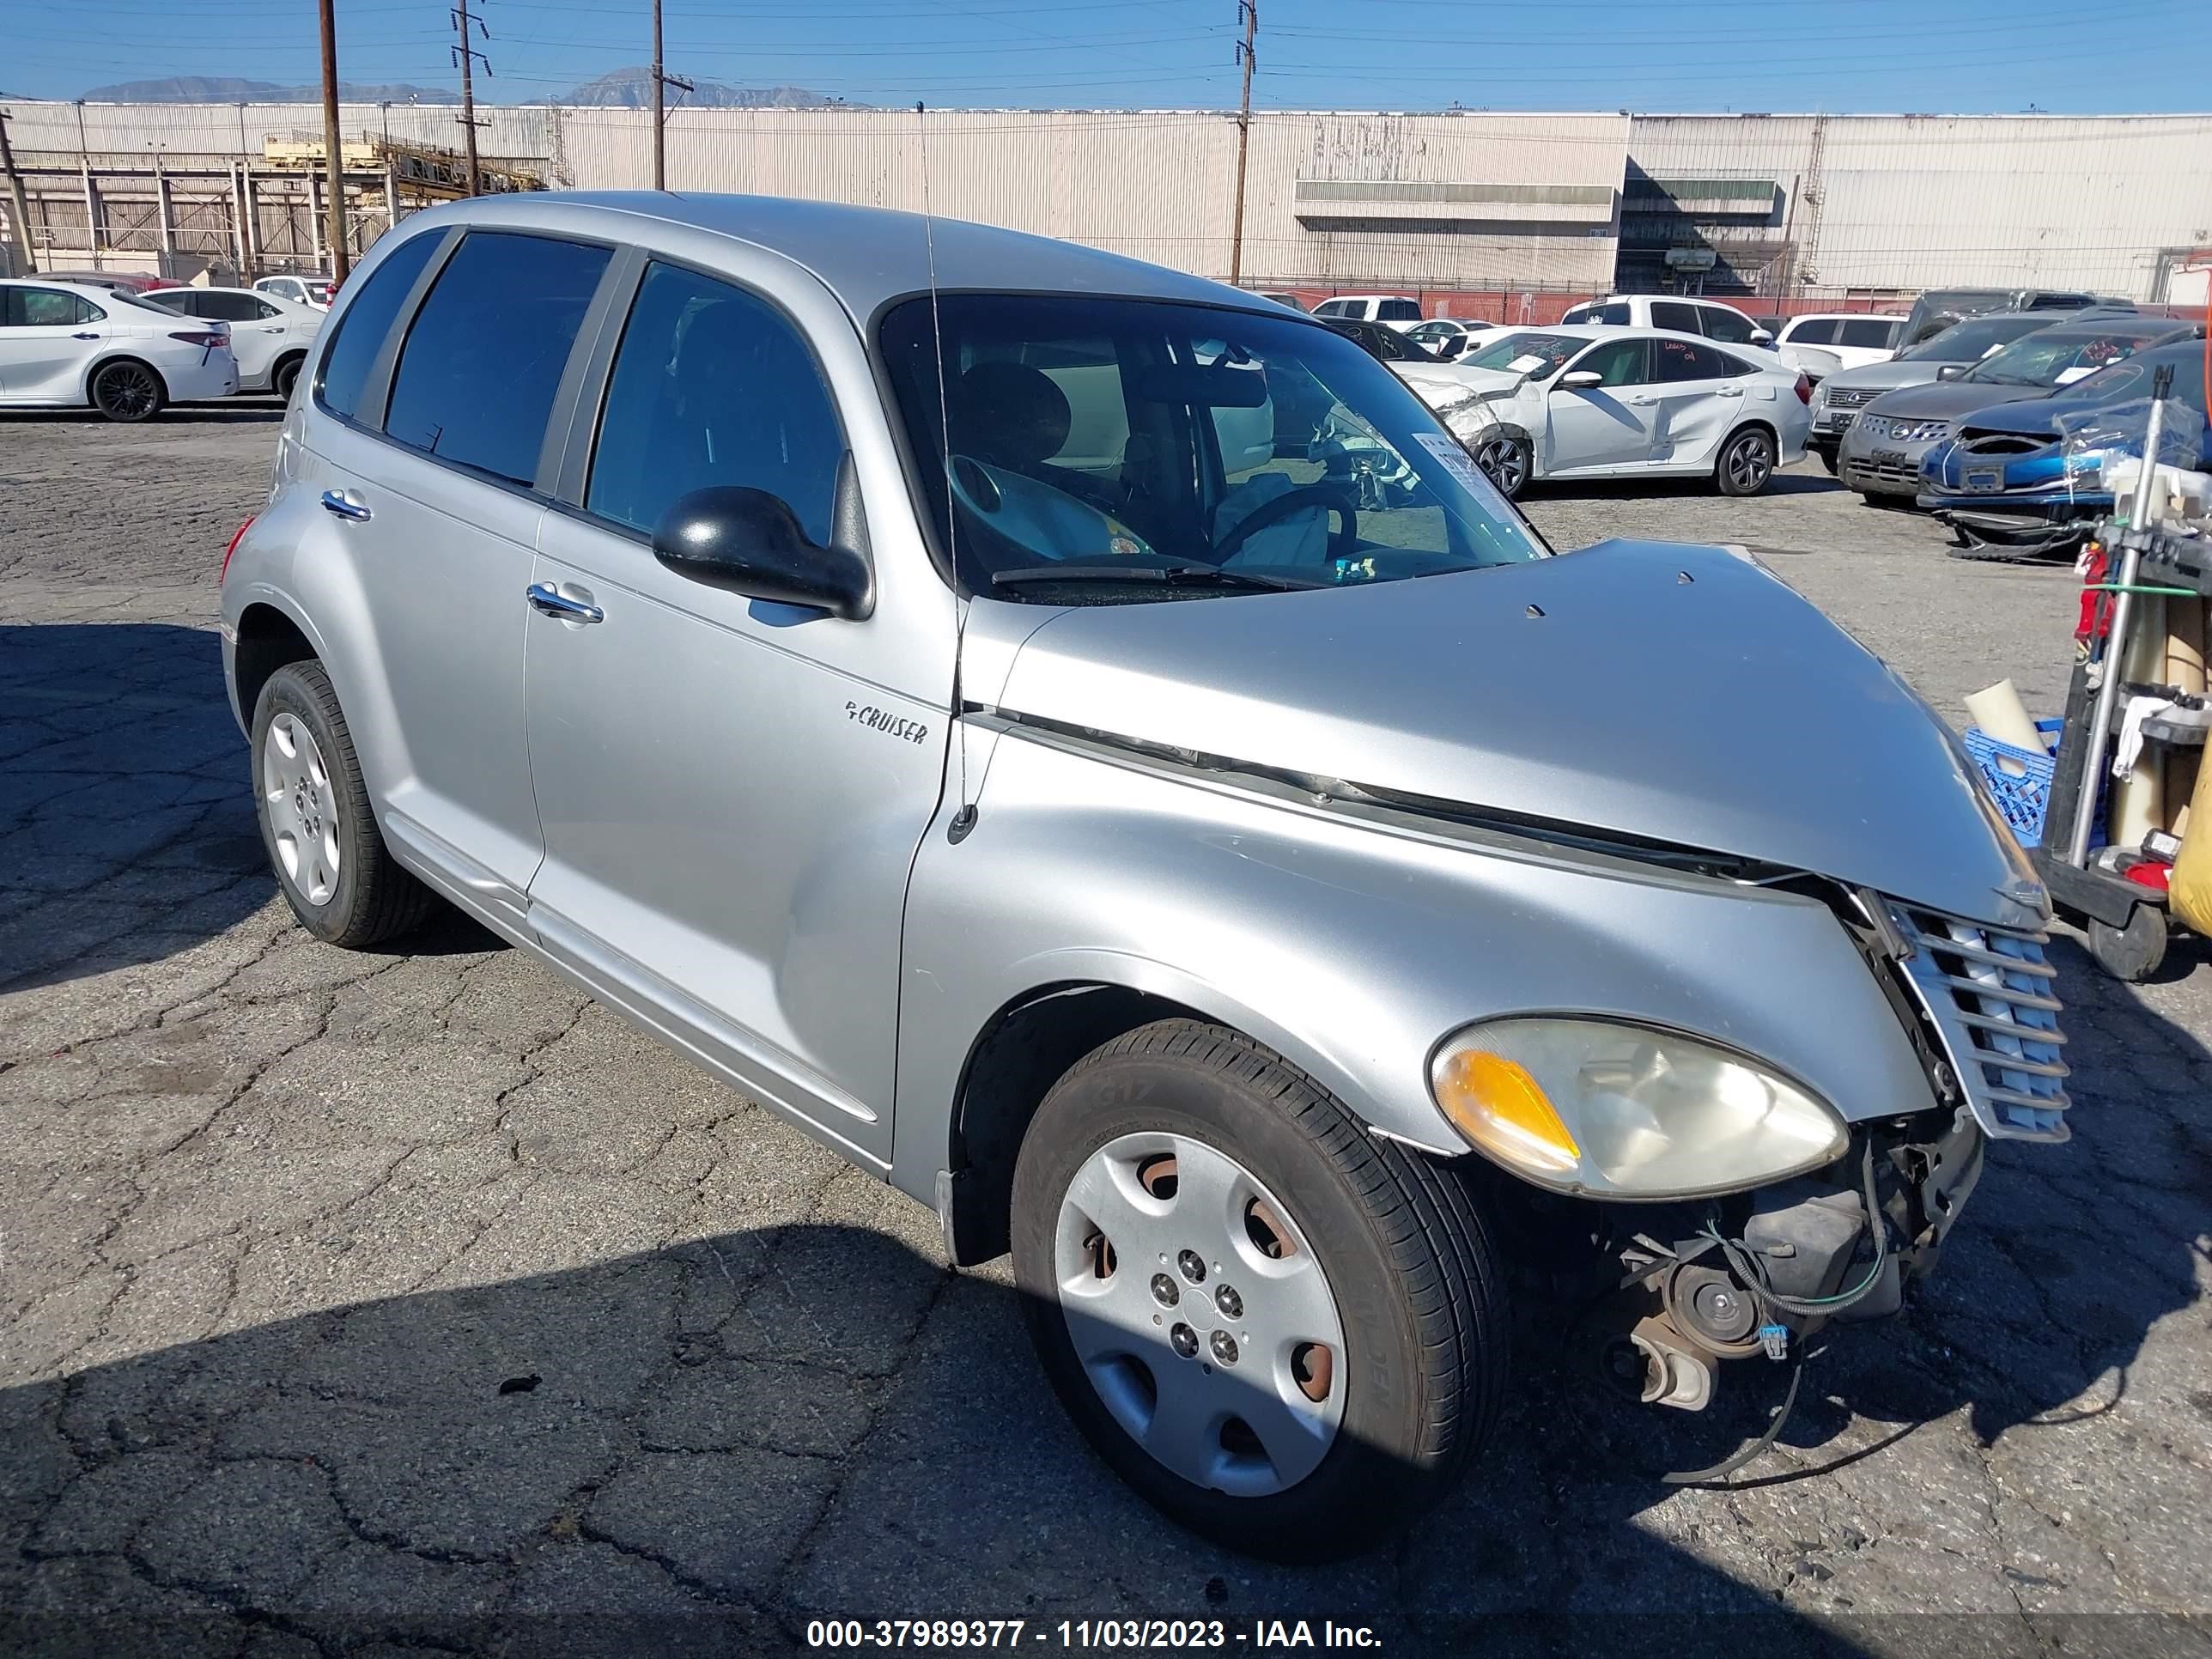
(6, 0), (2208, 112)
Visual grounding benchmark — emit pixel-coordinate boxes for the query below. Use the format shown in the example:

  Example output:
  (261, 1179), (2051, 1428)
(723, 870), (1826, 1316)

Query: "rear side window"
(1841, 318), (1898, 349)
(385, 231), (611, 487)
(318, 231), (442, 422)
(1378, 299), (1420, 321)
(1786, 318), (1838, 344)
(1650, 301), (1703, 334)
(586, 262), (844, 544)
(202, 291), (274, 323)
(1654, 337), (1732, 381)
(3, 288), (100, 326)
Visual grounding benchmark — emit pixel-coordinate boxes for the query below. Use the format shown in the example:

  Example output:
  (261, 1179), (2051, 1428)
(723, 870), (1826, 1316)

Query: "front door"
(303, 226), (613, 912)
(523, 259), (951, 1163)
(1544, 336), (1658, 474)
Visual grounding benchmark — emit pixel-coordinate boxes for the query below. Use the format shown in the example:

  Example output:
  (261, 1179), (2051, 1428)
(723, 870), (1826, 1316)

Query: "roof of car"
(2014, 313), (2194, 342)
(1790, 312), (1907, 321)
(388, 191), (1284, 323)
(0, 276), (130, 301)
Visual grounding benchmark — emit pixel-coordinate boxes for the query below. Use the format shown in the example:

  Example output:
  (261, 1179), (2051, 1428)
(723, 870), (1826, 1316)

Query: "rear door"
(1836, 317), (1899, 368)
(303, 226), (616, 913)
(0, 286), (108, 403)
(1541, 336), (1658, 474)
(200, 289), (286, 385)
(1648, 337), (1750, 470)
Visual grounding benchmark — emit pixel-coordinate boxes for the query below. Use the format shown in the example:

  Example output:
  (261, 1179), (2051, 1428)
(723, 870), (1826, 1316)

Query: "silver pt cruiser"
(220, 192), (2070, 1559)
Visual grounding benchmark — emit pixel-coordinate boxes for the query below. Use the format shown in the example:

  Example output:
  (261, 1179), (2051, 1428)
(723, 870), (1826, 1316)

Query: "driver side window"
(1567, 337), (1650, 387)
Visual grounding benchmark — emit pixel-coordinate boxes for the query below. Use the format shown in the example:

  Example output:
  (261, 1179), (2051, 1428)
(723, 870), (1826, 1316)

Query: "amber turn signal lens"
(1431, 1048), (1581, 1176)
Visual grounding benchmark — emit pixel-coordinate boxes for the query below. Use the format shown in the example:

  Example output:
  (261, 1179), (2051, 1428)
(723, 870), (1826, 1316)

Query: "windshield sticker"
(1506, 354), (1549, 373)
(1413, 432), (1506, 503)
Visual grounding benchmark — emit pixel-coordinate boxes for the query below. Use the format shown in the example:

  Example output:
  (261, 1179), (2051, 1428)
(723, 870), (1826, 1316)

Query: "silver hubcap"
(1475, 437), (1525, 492)
(261, 712), (341, 906)
(1727, 434), (1772, 490)
(1054, 1131), (1346, 1497)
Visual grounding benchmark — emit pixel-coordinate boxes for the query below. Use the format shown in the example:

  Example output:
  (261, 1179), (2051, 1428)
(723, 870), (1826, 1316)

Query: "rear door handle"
(72, 331), (100, 340)
(320, 489), (370, 521)
(1628, 396), (1658, 406)
(526, 581), (604, 624)
(1717, 386), (1745, 398)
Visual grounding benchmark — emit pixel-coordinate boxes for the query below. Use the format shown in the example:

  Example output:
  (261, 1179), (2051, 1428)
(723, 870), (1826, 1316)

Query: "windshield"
(1965, 327), (2157, 387)
(878, 294), (1546, 601)
(1462, 331), (1583, 380)
(1899, 315), (2044, 363)
(2063, 350), (2210, 416)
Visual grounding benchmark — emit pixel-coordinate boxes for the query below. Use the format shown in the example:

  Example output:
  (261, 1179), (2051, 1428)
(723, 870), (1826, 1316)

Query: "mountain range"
(74, 70), (850, 107)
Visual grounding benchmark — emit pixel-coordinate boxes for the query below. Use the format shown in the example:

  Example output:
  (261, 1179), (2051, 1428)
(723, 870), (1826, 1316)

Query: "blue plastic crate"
(1963, 719), (2061, 847)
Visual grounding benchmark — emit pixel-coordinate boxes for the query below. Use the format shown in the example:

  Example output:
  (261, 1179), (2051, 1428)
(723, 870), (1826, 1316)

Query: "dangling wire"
(917, 99), (976, 840)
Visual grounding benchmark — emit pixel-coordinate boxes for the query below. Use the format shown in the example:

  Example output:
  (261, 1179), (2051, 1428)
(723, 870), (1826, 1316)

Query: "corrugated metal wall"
(1628, 114), (2212, 300)
(6, 102), (2206, 299)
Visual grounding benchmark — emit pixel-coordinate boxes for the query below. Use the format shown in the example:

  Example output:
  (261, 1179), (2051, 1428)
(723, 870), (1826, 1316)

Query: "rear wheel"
(252, 660), (437, 948)
(1011, 1019), (1507, 1561)
(90, 359), (164, 422)
(1715, 426), (1777, 495)
(272, 354), (304, 400)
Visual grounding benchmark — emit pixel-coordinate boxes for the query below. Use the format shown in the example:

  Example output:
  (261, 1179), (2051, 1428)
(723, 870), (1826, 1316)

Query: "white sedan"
(1403, 324), (1811, 499)
(146, 285), (323, 397)
(0, 278), (239, 420)
(1404, 317), (1505, 361)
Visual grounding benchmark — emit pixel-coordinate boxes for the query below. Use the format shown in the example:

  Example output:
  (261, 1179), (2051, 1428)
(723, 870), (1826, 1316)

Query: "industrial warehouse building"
(3, 100), (2207, 309)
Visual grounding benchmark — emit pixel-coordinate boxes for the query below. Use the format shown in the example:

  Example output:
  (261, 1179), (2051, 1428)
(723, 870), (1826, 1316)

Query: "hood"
(988, 542), (2034, 926)
(1822, 361), (1942, 395)
(1391, 362), (1517, 412)
(1863, 378), (2045, 420)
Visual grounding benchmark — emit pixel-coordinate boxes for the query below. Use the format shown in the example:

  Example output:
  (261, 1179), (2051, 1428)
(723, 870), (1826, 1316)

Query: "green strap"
(2084, 582), (2202, 597)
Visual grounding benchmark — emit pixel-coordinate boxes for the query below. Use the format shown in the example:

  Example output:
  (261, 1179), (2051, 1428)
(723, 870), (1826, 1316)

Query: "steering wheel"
(1214, 483), (1358, 564)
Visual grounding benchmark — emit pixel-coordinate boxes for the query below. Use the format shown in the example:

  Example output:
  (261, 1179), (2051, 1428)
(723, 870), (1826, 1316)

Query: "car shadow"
(1528, 468), (1845, 502)
(0, 623), (500, 997)
(0, 405), (285, 427)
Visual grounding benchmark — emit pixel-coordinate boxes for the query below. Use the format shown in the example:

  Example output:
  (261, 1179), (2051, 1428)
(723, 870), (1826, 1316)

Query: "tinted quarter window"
(201, 291), (268, 323)
(1378, 299), (1420, 321)
(385, 232), (611, 487)
(1650, 301), (1703, 334)
(1840, 318), (1897, 348)
(318, 230), (442, 422)
(586, 262), (845, 545)
(1787, 318), (1838, 344)
(1700, 307), (1757, 344)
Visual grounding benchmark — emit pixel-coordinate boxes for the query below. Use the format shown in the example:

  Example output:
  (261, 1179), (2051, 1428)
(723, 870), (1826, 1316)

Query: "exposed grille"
(1962, 434), (2044, 456)
(1892, 906), (2069, 1140)
(1845, 457), (1918, 489)
(1825, 386), (1880, 411)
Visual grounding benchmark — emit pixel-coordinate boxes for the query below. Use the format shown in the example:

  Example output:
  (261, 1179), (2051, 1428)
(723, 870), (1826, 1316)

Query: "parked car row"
(0, 276), (325, 416)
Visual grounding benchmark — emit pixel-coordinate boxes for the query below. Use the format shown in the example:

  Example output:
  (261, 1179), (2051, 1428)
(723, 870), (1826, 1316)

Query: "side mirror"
(1557, 369), (1604, 390)
(1750, 328), (1775, 347)
(1936, 363), (1966, 381)
(650, 459), (873, 620)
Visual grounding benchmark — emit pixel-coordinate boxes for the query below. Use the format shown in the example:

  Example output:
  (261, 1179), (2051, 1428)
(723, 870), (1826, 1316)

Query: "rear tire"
(252, 660), (438, 949)
(272, 354), (304, 400)
(90, 359), (165, 422)
(1715, 426), (1777, 495)
(1012, 1018), (1508, 1561)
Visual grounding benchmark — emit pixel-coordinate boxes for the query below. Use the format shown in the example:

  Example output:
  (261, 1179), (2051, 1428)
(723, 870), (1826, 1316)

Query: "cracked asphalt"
(2, 408), (2209, 1657)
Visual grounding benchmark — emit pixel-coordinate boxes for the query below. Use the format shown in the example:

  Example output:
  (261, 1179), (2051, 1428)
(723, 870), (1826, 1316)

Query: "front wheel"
(1011, 1020), (1508, 1561)
(90, 359), (164, 422)
(1715, 426), (1777, 495)
(1467, 429), (1532, 501)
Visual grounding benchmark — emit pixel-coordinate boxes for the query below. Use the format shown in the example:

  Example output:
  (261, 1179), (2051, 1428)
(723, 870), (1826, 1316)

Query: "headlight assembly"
(1430, 1018), (1849, 1200)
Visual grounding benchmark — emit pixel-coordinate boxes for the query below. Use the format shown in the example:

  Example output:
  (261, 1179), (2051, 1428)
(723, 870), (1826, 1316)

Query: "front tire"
(90, 359), (165, 422)
(252, 660), (437, 948)
(1012, 1019), (1507, 1561)
(1715, 426), (1777, 495)
(1468, 429), (1532, 501)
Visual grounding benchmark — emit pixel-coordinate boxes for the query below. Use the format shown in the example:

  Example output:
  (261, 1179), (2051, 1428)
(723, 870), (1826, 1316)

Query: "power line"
(651, 0), (693, 191)
(450, 0), (490, 194)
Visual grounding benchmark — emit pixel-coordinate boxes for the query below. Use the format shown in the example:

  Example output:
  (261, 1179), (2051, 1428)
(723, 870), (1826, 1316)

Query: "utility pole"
(651, 0), (693, 191)
(0, 110), (35, 275)
(317, 0), (349, 280)
(451, 0), (490, 197)
(1229, 0), (1257, 286)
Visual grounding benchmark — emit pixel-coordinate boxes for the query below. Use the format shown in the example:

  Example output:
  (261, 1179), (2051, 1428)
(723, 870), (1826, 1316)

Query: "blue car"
(1918, 337), (2209, 551)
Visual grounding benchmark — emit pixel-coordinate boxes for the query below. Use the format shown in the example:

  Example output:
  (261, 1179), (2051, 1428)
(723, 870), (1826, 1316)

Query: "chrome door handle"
(526, 581), (604, 624)
(319, 489), (370, 521)
(1717, 387), (1745, 398)
(1628, 396), (1658, 406)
